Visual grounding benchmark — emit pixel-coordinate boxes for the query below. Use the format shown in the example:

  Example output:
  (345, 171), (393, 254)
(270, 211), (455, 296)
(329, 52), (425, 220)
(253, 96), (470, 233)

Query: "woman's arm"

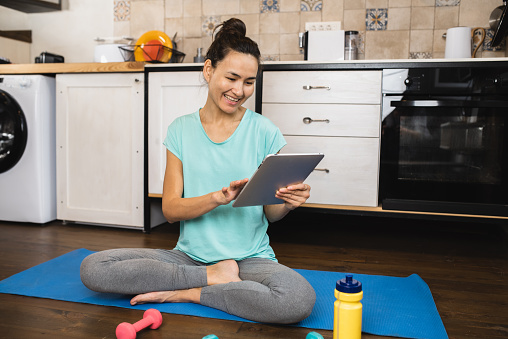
(162, 150), (248, 223)
(263, 183), (311, 223)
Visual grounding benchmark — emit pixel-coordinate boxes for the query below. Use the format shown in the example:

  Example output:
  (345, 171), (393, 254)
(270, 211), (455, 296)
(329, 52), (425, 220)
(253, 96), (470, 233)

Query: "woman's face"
(203, 50), (258, 115)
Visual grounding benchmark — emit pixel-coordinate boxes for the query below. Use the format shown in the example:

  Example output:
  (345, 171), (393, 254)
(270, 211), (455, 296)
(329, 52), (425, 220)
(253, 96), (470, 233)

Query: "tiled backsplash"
(114, 0), (507, 63)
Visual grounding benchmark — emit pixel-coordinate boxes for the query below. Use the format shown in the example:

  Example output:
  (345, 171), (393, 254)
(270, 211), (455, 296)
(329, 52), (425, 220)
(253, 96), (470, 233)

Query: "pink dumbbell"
(116, 308), (163, 339)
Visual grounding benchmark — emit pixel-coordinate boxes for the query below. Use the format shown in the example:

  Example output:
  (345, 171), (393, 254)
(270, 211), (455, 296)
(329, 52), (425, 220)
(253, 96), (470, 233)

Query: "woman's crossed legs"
(80, 248), (316, 324)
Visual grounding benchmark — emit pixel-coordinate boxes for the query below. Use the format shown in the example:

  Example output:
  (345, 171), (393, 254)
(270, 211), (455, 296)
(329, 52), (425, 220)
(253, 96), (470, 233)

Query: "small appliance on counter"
(94, 36), (134, 63)
(443, 27), (485, 58)
(490, 0), (508, 47)
(299, 25), (345, 62)
(344, 31), (359, 60)
(35, 52), (64, 63)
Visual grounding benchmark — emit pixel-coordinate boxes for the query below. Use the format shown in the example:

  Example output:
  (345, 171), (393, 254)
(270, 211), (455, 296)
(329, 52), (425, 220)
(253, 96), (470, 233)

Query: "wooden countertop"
(0, 61), (146, 74)
(3, 58), (507, 75)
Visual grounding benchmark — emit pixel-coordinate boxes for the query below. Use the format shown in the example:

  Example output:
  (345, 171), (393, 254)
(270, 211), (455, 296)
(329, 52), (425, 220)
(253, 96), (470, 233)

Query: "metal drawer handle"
(313, 168), (330, 173)
(303, 117), (330, 124)
(303, 85), (331, 90)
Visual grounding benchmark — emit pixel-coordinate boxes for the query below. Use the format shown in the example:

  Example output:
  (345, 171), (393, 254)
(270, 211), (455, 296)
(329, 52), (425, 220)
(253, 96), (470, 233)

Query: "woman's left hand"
(275, 183), (311, 210)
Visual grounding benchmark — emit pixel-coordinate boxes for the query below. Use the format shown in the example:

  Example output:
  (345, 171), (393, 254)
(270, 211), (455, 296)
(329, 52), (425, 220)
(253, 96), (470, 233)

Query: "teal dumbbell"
(306, 331), (324, 339)
(202, 335), (219, 339)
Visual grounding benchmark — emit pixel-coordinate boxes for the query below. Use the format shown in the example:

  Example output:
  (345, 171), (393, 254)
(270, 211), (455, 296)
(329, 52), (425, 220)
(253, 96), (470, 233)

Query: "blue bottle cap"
(305, 332), (324, 339)
(306, 331), (325, 339)
(336, 274), (362, 293)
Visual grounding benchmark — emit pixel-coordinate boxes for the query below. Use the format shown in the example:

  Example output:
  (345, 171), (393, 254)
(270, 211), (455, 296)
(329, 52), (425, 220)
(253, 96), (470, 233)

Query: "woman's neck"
(200, 102), (246, 124)
(199, 105), (246, 143)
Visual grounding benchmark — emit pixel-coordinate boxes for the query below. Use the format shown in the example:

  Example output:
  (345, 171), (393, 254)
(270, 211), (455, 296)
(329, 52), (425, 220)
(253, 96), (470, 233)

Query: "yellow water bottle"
(333, 274), (363, 339)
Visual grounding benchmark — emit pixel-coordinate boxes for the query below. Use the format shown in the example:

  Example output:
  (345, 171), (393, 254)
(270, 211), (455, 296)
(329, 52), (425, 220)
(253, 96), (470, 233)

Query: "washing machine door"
(0, 89), (27, 173)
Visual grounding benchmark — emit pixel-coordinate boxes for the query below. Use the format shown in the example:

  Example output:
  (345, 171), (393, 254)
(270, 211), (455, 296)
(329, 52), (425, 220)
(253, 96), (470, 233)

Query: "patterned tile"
(366, 8), (388, 31)
(202, 16), (221, 37)
(435, 0), (460, 6)
(301, 0), (323, 11)
(409, 52), (432, 59)
(357, 31), (365, 54)
(483, 28), (506, 51)
(114, 0), (130, 22)
(262, 54), (280, 61)
(260, 0), (280, 13)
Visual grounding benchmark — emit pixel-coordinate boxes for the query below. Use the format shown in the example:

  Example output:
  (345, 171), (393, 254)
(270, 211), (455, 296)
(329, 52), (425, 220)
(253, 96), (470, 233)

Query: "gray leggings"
(80, 249), (316, 324)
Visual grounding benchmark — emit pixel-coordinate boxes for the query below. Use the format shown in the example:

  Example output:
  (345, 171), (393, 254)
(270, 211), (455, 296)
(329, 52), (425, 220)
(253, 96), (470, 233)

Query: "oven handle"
(390, 100), (508, 108)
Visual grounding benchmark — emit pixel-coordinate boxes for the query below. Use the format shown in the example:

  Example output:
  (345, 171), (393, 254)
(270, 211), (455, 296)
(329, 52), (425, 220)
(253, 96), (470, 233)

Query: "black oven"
(379, 66), (508, 217)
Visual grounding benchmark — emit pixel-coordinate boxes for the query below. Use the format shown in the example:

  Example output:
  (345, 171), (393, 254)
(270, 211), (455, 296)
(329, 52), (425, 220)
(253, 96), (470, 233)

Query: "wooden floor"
(0, 210), (506, 339)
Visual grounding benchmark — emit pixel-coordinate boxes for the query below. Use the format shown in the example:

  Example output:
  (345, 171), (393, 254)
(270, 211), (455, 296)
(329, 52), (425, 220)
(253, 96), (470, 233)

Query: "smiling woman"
(80, 18), (316, 325)
(200, 51), (258, 139)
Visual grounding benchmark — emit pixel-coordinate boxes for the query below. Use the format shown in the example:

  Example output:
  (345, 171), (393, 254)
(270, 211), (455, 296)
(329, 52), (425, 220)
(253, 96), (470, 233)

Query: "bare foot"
(206, 259), (242, 285)
(130, 288), (201, 306)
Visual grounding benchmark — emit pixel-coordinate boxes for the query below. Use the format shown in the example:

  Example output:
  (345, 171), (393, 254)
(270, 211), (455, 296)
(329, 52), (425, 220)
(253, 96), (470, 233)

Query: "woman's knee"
(282, 281), (316, 323)
(269, 272), (317, 324)
(80, 252), (110, 292)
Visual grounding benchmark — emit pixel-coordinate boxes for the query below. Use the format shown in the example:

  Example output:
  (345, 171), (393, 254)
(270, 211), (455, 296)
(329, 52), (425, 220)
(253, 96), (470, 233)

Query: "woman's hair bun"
(214, 18), (246, 39)
(205, 18), (260, 68)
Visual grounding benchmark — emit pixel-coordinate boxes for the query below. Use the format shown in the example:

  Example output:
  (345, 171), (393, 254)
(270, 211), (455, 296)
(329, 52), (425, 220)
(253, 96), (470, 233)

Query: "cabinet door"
(56, 73), (144, 227)
(281, 136), (379, 207)
(148, 71), (255, 195)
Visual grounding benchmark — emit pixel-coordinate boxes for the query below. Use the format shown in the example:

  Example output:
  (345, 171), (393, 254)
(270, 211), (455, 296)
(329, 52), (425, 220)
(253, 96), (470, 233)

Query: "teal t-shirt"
(163, 109), (287, 264)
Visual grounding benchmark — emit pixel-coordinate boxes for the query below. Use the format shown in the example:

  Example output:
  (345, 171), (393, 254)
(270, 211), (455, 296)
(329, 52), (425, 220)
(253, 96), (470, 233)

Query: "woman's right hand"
(214, 178), (249, 205)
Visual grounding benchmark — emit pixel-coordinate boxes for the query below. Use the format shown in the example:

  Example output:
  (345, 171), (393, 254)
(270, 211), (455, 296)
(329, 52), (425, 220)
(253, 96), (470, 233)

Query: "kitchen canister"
(194, 48), (205, 63)
(344, 31), (359, 60)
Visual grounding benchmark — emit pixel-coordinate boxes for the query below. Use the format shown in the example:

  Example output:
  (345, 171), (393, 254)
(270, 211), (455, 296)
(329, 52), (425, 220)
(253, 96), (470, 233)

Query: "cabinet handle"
(313, 168), (330, 173)
(303, 85), (331, 90)
(303, 117), (330, 124)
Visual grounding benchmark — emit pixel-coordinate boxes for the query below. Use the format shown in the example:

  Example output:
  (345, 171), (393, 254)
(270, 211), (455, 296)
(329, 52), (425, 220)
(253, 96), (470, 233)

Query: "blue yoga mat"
(0, 249), (447, 339)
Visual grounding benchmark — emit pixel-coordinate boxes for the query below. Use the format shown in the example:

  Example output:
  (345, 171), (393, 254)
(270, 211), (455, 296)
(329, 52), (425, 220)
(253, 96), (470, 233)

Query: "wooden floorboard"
(0, 210), (506, 339)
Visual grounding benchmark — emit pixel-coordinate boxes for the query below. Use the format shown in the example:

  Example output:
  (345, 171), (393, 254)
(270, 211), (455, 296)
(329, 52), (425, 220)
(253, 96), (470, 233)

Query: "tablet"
(232, 153), (324, 207)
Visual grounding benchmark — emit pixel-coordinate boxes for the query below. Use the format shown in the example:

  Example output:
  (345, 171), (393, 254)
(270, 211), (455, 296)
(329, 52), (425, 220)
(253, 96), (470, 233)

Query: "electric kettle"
(443, 27), (485, 58)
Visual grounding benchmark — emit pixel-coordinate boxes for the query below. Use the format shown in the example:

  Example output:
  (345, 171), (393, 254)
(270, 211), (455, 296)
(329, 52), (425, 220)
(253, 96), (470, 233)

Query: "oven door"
(380, 97), (508, 216)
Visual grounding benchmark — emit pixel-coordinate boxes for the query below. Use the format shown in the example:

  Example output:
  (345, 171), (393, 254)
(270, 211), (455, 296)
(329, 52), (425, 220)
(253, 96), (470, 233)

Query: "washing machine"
(0, 75), (56, 223)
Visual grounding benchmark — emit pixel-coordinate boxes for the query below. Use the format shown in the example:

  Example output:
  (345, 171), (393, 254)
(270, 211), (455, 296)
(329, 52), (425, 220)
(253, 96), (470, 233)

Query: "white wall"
(0, 6), (30, 64)
(29, 0), (114, 63)
(0, 38), (31, 64)
(0, 0), (114, 63)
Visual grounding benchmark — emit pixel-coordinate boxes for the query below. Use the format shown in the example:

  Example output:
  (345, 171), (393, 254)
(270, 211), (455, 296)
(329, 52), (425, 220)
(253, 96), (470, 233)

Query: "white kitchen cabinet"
(281, 136), (380, 206)
(148, 71), (255, 196)
(56, 73), (145, 227)
(263, 71), (381, 104)
(263, 103), (380, 138)
(262, 70), (382, 207)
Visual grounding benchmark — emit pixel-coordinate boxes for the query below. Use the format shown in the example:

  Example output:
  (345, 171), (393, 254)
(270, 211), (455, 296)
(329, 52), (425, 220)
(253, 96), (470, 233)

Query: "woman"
(80, 18), (316, 324)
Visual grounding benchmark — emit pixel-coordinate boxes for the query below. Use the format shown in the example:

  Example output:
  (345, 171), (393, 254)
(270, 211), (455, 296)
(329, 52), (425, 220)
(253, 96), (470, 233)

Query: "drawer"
(262, 71), (382, 104)
(281, 136), (379, 207)
(263, 103), (380, 137)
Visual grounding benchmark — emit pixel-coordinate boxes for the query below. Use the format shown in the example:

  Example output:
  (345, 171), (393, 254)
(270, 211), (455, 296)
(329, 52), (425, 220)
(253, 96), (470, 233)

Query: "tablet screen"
(232, 153), (324, 207)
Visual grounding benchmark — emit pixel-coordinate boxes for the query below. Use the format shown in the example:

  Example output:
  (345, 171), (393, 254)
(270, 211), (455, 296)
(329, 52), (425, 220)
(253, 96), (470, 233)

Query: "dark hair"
(205, 18), (261, 68)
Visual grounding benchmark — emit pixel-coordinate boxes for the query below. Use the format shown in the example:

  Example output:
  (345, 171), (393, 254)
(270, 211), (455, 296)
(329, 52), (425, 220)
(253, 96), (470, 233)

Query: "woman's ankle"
(206, 259), (242, 285)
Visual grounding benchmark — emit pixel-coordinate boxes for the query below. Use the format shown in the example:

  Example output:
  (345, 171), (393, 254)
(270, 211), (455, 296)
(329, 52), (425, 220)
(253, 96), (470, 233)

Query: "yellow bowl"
(134, 30), (173, 62)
